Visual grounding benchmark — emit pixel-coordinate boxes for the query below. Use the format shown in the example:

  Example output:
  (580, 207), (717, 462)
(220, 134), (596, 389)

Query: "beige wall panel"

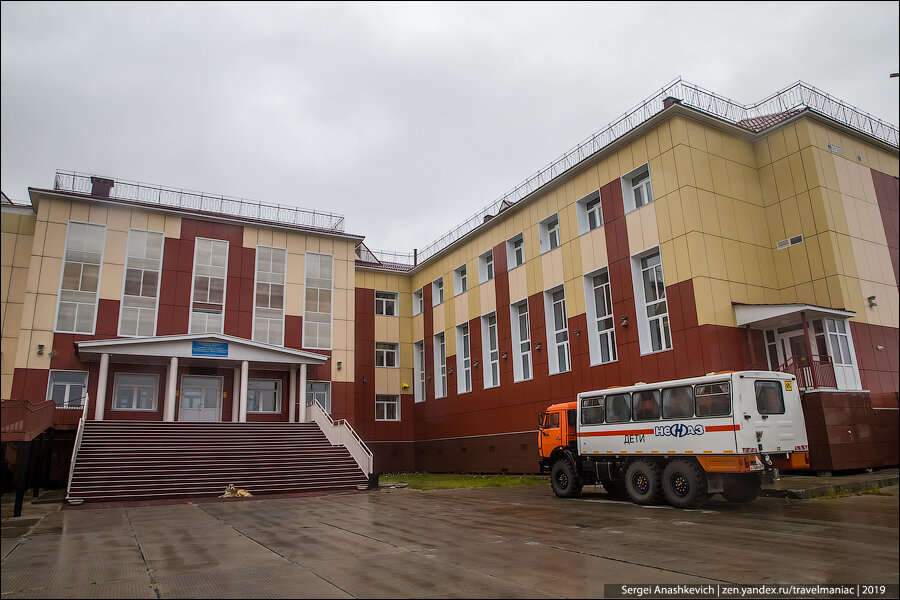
(37, 257), (62, 295)
(541, 248), (564, 291)
(286, 254), (305, 285)
(15, 330), (33, 369)
(332, 285), (348, 323)
(2, 213), (22, 234)
(399, 316), (412, 344)
(579, 227), (607, 275)
(106, 206), (131, 232)
(654, 195), (672, 243)
(479, 279), (496, 316)
(105, 230), (128, 266)
(48, 198), (70, 224)
(660, 240), (679, 283)
(672, 235), (691, 283)
(697, 190), (720, 236)
(163, 214), (181, 239)
(285, 283), (302, 317)
(256, 229), (273, 248)
(272, 230), (287, 251)
(99, 263), (123, 300)
(693, 277), (715, 325)
(129, 210), (149, 231)
(508, 264), (528, 304)
(333, 319), (348, 355)
(686, 232), (708, 278)
(641, 203), (660, 251)
(243, 227), (259, 249)
(1, 234), (16, 267)
(26, 329), (53, 370)
(31, 293), (56, 332)
(680, 187), (701, 234)
(455, 291), (469, 325)
(413, 313), (424, 342)
(706, 236), (727, 280)
(432, 303), (446, 334)
(147, 212), (166, 234)
(285, 231), (306, 255)
(43, 222), (67, 259)
(68, 202), (90, 223)
(625, 210), (643, 254)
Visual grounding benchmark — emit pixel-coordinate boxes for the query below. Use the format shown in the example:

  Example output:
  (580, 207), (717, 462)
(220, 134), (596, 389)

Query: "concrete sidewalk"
(761, 466), (899, 499)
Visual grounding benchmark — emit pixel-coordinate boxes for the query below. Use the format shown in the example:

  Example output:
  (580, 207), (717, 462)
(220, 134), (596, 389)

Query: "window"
(622, 164), (653, 213)
(303, 252), (333, 349)
(576, 190), (603, 234)
(479, 250), (494, 283)
(456, 324), (472, 393)
(113, 373), (158, 411)
(375, 394), (401, 421)
(539, 214), (561, 253)
(248, 379), (280, 413)
(432, 278), (444, 306)
(605, 393), (632, 423)
(434, 332), (447, 398)
(454, 265), (468, 295)
(507, 234), (525, 270)
(375, 291), (398, 316)
(412, 288), (424, 315)
(119, 229), (163, 337)
(755, 380), (785, 415)
(510, 301), (532, 382)
(482, 313), (499, 388)
(254, 246), (286, 345)
(545, 287), (570, 374)
(47, 371), (88, 408)
(581, 396), (605, 425)
(414, 340), (425, 402)
(375, 342), (399, 367)
(632, 390), (661, 421)
(634, 249), (672, 353)
(662, 386), (694, 419)
(306, 381), (331, 413)
(826, 318), (853, 365)
(190, 237), (228, 334)
(585, 269), (617, 365)
(695, 382), (731, 417)
(56, 222), (106, 333)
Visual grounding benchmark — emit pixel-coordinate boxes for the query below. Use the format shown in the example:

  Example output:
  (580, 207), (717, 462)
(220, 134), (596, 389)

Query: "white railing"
(310, 402), (373, 476)
(65, 394), (90, 502)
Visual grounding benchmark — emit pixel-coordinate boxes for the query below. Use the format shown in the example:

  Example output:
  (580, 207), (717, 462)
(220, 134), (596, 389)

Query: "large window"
(545, 287), (570, 374)
(119, 229), (163, 337)
(576, 190), (603, 234)
(482, 313), (500, 388)
(507, 234), (525, 270)
(634, 249), (672, 353)
(479, 250), (494, 283)
(510, 300), (532, 382)
(190, 237), (228, 334)
(375, 342), (399, 367)
(434, 332), (447, 398)
(306, 381), (331, 413)
(56, 222), (106, 334)
(303, 252), (333, 349)
(254, 246), (286, 345)
(414, 340), (425, 402)
(375, 291), (398, 316)
(622, 164), (654, 213)
(456, 324), (472, 393)
(826, 318), (852, 365)
(454, 265), (468, 295)
(375, 394), (400, 421)
(585, 269), (617, 364)
(539, 214), (561, 253)
(113, 373), (158, 411)
(412, 289), (424, 315)
(432, 278), (444, 306)
(47, 371), (88, 408)
(248, 379), (281, 413)
(755, 380), (785, 415)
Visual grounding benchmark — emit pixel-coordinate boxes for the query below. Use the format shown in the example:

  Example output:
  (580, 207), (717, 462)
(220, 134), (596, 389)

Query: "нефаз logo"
(654, 423), (705, 437)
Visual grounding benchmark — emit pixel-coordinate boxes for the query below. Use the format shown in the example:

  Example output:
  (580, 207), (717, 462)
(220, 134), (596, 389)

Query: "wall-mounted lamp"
(336, 361), (342, 370)
(620, 316), (629, 327)
(573, 330), (581, 337)
(362, 376), (367, 384)
(473, 360), (479, 368)
(501, 352), (508, 359)
(402, 383), (410, 390)
(426, 374), (432, 380)
(867, 295), (877, 307)
(448, 367), (454, 375)
(535, 341), (542, 351)
(37, 344), (44, 355)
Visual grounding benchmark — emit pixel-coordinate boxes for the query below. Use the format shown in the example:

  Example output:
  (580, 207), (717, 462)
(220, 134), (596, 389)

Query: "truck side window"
(581, 397), (605, 425)
(606, 393), (632, 423)
(548, 412), (560, 428)
(695, 382), (731, 416)
(662, 385), (694, 419)
(567, 409), (577, 427)
(632, 390), (660, 421)
(755, 380), (785, 414)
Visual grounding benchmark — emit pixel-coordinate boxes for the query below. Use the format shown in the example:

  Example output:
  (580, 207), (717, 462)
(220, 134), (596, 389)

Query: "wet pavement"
(1, 471), (898, 598)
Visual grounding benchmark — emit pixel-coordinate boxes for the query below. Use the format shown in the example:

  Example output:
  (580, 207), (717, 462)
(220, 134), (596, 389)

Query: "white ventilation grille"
(776, 234), (804, 250)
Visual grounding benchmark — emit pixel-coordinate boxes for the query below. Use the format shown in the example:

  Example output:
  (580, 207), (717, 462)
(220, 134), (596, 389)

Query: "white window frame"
(112, 373), (159, 411)
(825, 318), (853, 366)
(375, 342), (399, 367)
(303, 252), (334, 349)
(632, 248), (672, 354)
(544, 287), (571, 374)
(414, 340), (426, 402)
(479, 250), (494, 283)
(456, 323), (472, 393)
(247, 378), (281, 413)
(539, 214), (561, 254)
(506, 234), (525, 270)
(375, 394), (401, 421)
(118, 229), (164, 338)
(584, 268), (618, 365)
(55, 221), (107, 335)
(622, 164), (654, 213)
(189, 237), (229, 335)
(434, 332), (447, 398)
(576, 190), (603, 235)
(47, 370), (89, 409)
(510, 300), (532, 382)
(432, 278), (444, 306)
(375, 290), (398, 316)
(412, 288), (424, 316)
(306, 380), (331, 413)
(454, 265), (468, 295)
(253, 245), (286, 346)
(481, 312), (500, 388)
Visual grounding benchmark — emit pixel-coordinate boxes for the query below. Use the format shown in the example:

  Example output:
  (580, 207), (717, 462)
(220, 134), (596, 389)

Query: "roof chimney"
(90, 176), (114, 198)
(662, 97), (682, 109)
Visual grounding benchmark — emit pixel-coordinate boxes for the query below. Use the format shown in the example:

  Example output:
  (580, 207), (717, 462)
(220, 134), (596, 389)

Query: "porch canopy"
(733, 302), (855, 329)
(76, 334), (329, 423)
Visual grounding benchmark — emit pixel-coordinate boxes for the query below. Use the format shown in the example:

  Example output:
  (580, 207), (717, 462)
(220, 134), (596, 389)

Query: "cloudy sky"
(2, 2), (898, 255)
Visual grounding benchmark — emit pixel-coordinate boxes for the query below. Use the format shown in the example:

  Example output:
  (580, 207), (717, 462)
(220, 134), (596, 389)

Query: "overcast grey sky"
(2, 2), (898, 254)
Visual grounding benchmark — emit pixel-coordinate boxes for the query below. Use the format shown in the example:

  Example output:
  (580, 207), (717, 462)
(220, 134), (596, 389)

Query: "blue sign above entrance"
(191, 341), (228, 357)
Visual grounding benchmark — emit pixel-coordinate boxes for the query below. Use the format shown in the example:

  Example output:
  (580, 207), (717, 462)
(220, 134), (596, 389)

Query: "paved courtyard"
(1, 484), (898, 598)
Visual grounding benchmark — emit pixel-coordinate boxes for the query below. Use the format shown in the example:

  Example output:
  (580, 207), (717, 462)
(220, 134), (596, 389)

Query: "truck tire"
(624, 460), (663, 505)
(662, 459), (708, 508)
(550, 459), (582, 498)
(723, 474), (761, 503)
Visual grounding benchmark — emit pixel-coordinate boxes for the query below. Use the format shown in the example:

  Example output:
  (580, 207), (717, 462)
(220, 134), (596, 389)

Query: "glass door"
(179, 376), (223, 421)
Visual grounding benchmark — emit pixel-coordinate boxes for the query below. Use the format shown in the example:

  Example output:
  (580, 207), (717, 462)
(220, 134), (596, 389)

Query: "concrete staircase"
(66, 421), (369, 503)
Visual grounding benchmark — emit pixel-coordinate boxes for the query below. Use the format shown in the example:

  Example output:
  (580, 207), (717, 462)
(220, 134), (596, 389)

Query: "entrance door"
(179, 376), (223, 422)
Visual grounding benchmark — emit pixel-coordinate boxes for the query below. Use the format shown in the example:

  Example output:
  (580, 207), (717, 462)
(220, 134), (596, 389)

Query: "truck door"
(540, 411), (562, 455)
(743, 378), (798, 453)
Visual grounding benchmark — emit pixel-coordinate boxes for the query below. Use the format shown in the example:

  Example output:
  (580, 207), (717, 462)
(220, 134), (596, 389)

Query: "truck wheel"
(624, 460), (663, 505)
(723, 474), (761, 503)
(662, 459), (708, 509)
(550, 459), (582, 498)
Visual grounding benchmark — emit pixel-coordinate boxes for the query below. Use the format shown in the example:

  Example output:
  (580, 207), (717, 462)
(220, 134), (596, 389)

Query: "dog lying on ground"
(218, 484), (253, 498)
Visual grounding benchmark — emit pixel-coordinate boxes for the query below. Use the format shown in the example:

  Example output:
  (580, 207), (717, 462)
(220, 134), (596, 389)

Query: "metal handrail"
(309, 402), (373, 475)
(65, 394), (90, 502)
